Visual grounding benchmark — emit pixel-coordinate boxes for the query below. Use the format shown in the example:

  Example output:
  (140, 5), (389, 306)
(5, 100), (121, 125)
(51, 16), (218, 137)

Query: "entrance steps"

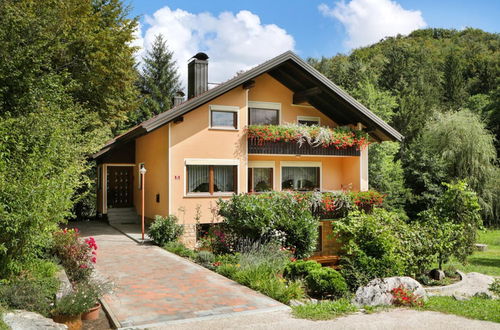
(107, 207), (140, 225)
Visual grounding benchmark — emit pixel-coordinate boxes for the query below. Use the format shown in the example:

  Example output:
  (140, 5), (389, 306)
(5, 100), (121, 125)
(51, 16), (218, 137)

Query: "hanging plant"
(247, 124), (371, 149)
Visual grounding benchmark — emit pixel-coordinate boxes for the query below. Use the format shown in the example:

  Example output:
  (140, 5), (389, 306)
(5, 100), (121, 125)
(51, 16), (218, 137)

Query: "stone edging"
(425, 271), (466, 296)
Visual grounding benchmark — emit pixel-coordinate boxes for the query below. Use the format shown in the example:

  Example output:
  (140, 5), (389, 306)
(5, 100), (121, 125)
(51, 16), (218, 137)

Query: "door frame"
(102, 163), (135, 214)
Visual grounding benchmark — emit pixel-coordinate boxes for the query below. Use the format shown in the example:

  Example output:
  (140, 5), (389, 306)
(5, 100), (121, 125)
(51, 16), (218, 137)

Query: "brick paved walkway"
(75, 222), (288, 328)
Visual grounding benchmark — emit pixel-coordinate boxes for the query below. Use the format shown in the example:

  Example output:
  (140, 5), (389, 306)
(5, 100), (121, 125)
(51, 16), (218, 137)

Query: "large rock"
(354, 276), (427, 306)
(3, 310), (67, 330)
(55, 269), (72, 301)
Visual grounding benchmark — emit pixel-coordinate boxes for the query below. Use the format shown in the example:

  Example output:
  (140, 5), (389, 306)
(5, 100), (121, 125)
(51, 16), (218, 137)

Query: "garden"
(147, 181), (500, 323)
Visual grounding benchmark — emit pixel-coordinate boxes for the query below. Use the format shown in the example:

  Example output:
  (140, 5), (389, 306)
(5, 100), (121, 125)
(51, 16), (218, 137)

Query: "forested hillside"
(309, 28), (500, 225)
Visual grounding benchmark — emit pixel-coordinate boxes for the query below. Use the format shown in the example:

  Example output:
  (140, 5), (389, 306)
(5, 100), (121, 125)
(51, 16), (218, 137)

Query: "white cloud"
(319, 0), (426, 49)
(133, 7), (295, 89)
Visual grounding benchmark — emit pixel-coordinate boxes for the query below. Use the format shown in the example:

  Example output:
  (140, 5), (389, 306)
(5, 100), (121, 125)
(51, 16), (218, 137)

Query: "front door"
(107, 166), (133, 208)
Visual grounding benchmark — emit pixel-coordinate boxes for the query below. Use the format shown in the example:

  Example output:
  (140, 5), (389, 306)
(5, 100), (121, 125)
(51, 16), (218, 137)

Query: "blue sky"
(127, 0), (499, 85)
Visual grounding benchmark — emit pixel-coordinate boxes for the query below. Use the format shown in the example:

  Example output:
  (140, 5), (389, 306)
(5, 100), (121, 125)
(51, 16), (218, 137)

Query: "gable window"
(186, 159), (238, 195)
(281, 162), (320, 191)
(297, 116), (320, 126)
(248, 101), (280, 125)
(209, 105), (239, 129)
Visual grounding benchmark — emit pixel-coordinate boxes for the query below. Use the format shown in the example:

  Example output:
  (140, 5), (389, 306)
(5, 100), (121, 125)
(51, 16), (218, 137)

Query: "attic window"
(209, 105), (239, 130)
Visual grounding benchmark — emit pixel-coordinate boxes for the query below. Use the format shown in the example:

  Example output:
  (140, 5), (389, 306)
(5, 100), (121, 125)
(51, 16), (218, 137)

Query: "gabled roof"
(94, 51), (402, 159)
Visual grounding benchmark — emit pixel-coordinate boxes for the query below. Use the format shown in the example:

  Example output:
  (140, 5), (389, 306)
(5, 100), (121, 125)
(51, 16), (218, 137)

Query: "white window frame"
(297, 116), (321, 126)
(184, 158), (240, 197)
(248, 161), (275, 192)
(279, 161), (322, 191)
(209, 105), (239, 130)
(248, 101), (281, 125)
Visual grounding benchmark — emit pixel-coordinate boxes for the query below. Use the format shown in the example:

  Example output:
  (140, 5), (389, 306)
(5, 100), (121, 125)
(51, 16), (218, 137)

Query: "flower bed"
(246, 124), (371, 150)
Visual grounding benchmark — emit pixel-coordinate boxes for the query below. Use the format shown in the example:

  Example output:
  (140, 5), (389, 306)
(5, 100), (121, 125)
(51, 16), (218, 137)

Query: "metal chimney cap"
(191, 52), (209, 61)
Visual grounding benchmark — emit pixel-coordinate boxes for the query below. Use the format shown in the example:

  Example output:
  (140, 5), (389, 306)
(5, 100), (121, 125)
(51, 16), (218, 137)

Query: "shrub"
(218, 192), (318, 258)
(334, 209), (414, 291)
(391, 285), (424, 307)
(195, 251), (216, 269)
(52, 286), (95, 316)
(283, 260), (322, 281)
(304, 267), (348, 298)
(0, 276), (59, 317)
(489, 279), (500, 296)
(292, 298), (358, 320)
(148, 215), (184, 246)
(163, 241), (195, 259)
(52, 228), (97, 283)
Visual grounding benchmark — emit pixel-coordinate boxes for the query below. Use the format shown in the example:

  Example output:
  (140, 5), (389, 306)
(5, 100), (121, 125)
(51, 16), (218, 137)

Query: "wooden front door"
(107, 166), (133, 208)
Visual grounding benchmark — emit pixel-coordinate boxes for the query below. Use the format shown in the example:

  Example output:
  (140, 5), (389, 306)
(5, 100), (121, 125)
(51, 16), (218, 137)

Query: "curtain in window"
(188, 165), (209, 192)
(214, 166), (234, 192)
(281, 167), (319, 191)
(253, 168), (272, 191)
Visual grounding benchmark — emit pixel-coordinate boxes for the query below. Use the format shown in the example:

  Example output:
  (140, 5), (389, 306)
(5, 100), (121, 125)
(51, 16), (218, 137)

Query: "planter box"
(248, 139), (360, 156)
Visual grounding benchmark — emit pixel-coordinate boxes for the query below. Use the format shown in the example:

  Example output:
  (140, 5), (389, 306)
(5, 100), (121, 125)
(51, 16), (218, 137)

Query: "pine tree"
(136, 34), (181, 123)
(443, 49), (467, 109)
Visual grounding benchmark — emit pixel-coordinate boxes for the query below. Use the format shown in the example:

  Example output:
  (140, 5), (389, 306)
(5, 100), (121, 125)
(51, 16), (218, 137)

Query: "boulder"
(354, 276), (427, 306)
(2, 310), (67, 330)
(429, 268), (445, 281)
(474, 243), (488, 251)
(55, 269), (73, 301)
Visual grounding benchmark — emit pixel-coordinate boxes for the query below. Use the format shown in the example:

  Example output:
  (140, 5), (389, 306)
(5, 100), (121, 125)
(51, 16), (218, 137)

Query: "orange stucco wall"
(248, 73), (338, 128)
(134, 125), (169, 219)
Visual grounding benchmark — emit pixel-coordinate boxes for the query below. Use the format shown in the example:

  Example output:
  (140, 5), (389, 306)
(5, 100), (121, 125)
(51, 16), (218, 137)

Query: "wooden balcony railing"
(248, 139), (360, 156)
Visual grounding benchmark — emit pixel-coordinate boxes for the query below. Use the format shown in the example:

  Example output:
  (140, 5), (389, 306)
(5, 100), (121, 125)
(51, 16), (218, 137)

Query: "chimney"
(172, 90), (185, 107)
(188, 52), (209, 99)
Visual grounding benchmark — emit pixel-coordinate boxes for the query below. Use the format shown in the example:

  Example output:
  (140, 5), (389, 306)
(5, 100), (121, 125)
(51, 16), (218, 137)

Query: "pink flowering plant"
(52, 228), (98, 283)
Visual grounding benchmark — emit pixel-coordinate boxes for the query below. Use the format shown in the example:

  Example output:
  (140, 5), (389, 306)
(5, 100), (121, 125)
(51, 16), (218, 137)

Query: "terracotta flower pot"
(53, 314), (83, 330)
(81, 302), (101, 321)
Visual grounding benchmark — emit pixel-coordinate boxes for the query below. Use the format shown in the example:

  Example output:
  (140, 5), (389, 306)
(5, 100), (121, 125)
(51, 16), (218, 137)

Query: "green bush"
(489, 279), (500, 296)
(334, 208), (415, 291)
(0, 276), (59, 317)
(283, 260), (322, 281)
(163, 241), (195, 259)
(304, 268), (348, 298)
(195, 251), (216, 269)
(218, 192), (318, 258)
(148, 215), (184, 246)
(292, 298), (358, 320)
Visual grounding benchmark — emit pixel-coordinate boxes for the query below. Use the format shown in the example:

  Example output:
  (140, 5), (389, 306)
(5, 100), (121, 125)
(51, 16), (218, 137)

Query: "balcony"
(246, 124), (368, 156)
(248, 139), (360, 156)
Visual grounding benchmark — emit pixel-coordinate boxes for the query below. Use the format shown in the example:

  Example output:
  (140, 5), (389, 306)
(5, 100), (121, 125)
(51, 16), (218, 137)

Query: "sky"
(127, 0), (500, 87)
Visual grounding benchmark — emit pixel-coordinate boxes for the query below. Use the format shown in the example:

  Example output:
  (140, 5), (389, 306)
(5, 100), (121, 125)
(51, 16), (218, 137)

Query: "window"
(281, 166), (320, 191)
(138, 163), (145, 189)
(249, 108), (279, 125)
(209, 105), (239, 129)
(248, 167), (273, 192)
(187, 165), (237, 195)
(297, 116), (320, 126)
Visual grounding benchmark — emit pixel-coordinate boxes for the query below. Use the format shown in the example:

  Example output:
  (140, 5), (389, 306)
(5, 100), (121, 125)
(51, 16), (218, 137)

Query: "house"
(93, 51), (402, 253)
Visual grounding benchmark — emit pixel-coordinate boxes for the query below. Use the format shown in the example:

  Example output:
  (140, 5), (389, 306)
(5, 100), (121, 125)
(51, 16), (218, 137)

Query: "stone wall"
(181, 224), (197, 249)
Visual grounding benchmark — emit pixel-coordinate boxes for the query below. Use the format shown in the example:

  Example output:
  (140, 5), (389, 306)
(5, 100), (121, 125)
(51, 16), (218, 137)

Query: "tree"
(135, 34), (181, 125)
(419, 181), (482, 269)
(443, 49), (468, 109)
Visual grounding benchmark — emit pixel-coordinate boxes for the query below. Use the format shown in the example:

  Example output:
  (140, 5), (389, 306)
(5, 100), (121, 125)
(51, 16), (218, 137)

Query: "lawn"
(443, 229), (500, 276)
(420, 296), (500, 323)
(291, 299), (358, 320)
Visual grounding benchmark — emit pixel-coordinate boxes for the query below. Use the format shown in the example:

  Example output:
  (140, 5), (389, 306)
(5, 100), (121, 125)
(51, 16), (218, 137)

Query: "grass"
(292, 299), (358, 320)
(443, 229), (500, 276)
(0, 306), (8, 330)
(420, 296), (500, 323)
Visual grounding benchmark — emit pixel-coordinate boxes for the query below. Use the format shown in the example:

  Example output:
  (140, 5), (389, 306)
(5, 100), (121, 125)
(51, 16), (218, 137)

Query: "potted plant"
(81, 279), (112, 321)
(52, 287), (95, 330)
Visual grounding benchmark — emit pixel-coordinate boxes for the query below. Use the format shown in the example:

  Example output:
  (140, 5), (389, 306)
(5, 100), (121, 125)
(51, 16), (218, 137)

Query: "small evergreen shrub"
(148, 215), (184, 246)
(163, 241), (195, 259)
(304, 267), (348, 298)
(283, 260), (322, 280)
(195, 251), (216, 268)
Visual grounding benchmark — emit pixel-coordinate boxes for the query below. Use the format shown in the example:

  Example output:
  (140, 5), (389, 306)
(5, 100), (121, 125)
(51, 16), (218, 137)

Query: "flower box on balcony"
(248, 139), (360, 156)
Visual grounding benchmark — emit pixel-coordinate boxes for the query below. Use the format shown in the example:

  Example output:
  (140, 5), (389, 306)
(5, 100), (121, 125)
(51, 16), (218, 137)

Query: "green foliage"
(334, 209), (416, 290)
(125, 34), (181, 129)
(291, 299), (358, 320)
(283, 260), (322, 281)
(163, 241), (196, 259)
(0, 274), (59, 317)
(419, 181), (482, 269)
(218, 192), (318, 258)
(148, 215), (184, 246)
(194, 251), (216, 269)
(489, 279), (500, 296)
(52, 286), (95, 316)
(304, 268), (348, 299)
(421, 296), (500, 323)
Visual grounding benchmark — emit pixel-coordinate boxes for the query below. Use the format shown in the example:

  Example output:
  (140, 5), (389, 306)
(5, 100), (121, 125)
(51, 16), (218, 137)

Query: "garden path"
(75, 221), (288, 329)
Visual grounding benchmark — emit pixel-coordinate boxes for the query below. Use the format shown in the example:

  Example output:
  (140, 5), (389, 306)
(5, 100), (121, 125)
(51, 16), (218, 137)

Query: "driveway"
(75, 221), (288, 328)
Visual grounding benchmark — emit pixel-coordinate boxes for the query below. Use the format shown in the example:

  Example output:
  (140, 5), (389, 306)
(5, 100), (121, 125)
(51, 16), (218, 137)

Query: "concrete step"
(107, 208), (140, 224)
(107, 207), (136, 214)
